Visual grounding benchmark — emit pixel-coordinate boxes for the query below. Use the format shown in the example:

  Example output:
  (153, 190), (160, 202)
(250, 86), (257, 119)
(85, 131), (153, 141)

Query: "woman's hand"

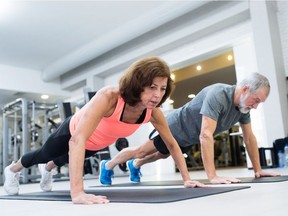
(71, 191), (110, 205)
(184, 180), (207, 188)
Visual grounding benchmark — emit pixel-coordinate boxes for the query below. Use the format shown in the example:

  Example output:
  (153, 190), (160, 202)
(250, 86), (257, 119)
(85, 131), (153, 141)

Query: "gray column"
(86, 74), (104, 92)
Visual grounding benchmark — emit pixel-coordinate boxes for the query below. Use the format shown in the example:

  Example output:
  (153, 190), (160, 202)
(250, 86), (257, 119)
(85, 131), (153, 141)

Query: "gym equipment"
(258, 147), (276, 168)
(1, 98), (70, 183)
(115, 138), (129, 172)
(273, 137), (288, 167)
(0, 186), (250, 203)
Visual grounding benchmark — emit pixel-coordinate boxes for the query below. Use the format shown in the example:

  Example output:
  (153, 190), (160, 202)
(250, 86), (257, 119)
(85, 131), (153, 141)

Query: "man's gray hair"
(238, 72), (270, 95)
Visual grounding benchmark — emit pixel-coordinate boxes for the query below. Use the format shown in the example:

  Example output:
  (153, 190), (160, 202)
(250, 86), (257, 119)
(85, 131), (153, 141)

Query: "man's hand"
(254, 170), (281, 178)
(71, 191), (110, 205)
(209, 176), (241, 184)
(184, 180), (207, 188)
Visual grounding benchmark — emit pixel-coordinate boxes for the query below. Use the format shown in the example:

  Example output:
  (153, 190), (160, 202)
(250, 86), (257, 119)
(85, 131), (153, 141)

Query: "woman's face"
(140, 76), (168, 109)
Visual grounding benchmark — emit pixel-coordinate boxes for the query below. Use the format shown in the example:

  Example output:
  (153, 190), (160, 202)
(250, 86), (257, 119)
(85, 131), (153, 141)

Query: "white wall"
(0, 64), (70, 96)
(277, 1), (288, 77)
(233, 36), (268, 146)
(250, 0), (288, 142)
(233, 37), (269, 168)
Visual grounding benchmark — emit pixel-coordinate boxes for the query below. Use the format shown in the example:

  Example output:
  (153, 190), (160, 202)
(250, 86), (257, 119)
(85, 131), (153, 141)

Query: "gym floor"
(0, 167), (287, 216)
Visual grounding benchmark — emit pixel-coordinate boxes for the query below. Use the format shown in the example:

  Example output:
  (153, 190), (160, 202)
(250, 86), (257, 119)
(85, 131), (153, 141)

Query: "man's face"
(238, 87), (268, 114)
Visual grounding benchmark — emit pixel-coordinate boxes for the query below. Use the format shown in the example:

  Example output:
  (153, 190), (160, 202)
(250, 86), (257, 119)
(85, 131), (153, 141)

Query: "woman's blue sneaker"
(127, 159), (142, 182)
(99, 160), (113, 185)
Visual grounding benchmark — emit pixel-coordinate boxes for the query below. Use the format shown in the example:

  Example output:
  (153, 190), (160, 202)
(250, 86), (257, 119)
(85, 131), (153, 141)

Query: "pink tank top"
(69, 96), (152, 150)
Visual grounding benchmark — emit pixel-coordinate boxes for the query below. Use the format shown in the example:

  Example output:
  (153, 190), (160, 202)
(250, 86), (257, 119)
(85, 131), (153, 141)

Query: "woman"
(4, 56), (203, 205)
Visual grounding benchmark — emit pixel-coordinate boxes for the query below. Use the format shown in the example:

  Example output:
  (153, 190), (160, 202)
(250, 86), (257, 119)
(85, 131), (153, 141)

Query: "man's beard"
(238, 92), (252, 114)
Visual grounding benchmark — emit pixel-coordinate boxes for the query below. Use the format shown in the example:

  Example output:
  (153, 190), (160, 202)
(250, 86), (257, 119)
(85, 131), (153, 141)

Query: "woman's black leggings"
(21, 116), (97, 168)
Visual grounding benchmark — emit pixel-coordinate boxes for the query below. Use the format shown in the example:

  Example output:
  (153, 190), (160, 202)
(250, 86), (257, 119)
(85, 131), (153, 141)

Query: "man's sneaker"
(4, 161), (20, 195)
(127, 159), (142, 183)
(99, 160), (114, 185)
(38, 164), (56, 192)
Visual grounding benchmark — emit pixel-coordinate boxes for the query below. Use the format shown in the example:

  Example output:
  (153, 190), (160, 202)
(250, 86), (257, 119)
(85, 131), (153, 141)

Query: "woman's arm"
(69, 86), (118, 204)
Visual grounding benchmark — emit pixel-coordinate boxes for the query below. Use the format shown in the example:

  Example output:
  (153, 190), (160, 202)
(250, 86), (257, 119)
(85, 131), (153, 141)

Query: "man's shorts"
(149, 129), (191, 155)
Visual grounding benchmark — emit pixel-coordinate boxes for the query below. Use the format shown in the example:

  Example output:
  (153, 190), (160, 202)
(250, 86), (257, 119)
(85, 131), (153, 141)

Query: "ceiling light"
(170, 73), (175, 81)
(188, 94), (196, 99)
(196, 65), (202, 71)
(41, 95), (49, 100)
(227, 55), (233, 61)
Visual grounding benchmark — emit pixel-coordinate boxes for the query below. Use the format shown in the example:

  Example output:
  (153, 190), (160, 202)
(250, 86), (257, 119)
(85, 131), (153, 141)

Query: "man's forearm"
(245, 137), (262, 173)
(200, 138), (217, 179)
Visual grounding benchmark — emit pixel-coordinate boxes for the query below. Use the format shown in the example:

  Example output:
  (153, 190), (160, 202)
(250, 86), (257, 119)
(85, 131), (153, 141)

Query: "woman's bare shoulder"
(97, 86), (120, 99)
(86, 86), (120, 117)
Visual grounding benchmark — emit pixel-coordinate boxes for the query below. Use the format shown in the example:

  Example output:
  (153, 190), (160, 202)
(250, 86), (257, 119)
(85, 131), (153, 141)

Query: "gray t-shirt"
(166, 83), (250, 147)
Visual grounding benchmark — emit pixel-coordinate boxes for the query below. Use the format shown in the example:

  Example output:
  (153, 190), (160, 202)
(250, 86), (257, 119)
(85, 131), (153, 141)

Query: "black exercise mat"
(0, 186), (250, 203)
(91, 175), (288, 187)
(233, 175), (288, 183)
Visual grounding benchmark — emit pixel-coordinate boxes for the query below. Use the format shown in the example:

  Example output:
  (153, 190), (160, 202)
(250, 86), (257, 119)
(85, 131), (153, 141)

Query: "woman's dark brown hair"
(119, 56), (174, 107)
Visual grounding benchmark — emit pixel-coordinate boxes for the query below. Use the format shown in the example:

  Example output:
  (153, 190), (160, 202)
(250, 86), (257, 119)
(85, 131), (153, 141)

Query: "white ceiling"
(0, 1), (166, 71)
(0, 0), (250, 109)
(0, 0), (209, 108)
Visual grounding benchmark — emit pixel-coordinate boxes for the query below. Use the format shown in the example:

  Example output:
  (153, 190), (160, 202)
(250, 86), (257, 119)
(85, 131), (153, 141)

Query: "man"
(99, 72), (279, 185)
